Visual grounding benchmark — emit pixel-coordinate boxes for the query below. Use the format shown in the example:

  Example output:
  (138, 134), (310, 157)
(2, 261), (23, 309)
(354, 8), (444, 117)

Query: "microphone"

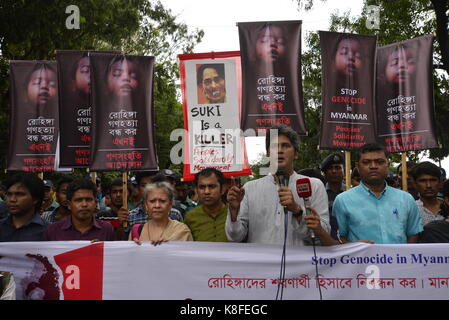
(296, 178), (315, 239)
(276, 169), (290, 214)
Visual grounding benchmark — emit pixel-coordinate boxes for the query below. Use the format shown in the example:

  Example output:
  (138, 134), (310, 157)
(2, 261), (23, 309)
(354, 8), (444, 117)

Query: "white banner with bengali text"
(0, 241), (448, 300)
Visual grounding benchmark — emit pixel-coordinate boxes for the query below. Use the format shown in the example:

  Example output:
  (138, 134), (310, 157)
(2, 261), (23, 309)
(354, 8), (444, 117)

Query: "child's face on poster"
(255, 25), (287, 63)
(334, 39), (362, 76)
(75, 56), (91, 95)
(27, 68), (57, 105)
(107, 60), (139, 97)
(385, 47), (416, 84)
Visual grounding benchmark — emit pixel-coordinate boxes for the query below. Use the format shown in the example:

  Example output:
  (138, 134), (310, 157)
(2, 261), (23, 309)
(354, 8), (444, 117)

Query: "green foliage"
(0, 0), (203, 173)
(299, 0), (449, 169)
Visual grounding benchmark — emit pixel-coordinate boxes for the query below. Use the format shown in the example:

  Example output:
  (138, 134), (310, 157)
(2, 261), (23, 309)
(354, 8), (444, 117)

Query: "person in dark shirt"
(43, 179), (115, 241)
(420, 179), (449, 243)
(320, 152), (346, 240)
(0, 172), (48, 242)
(96, 178), (126, 239)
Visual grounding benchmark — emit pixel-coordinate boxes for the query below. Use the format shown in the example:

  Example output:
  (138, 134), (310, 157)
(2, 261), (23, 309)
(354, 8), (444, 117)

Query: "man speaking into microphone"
(226, 124), (335, 246)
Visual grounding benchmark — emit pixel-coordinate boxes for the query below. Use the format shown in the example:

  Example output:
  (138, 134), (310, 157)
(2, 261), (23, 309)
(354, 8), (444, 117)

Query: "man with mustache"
(333, 143), (423, 244)
(184, 168), (228, 242)
(43, 179), (115, 241)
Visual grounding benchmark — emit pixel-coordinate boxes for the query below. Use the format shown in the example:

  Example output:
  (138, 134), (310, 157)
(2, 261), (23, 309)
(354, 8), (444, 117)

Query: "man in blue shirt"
(333, 143), (422, 244)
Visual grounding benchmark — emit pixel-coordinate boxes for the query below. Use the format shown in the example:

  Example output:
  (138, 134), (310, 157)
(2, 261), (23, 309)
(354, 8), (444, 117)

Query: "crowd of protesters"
(0, 125), (448, 245)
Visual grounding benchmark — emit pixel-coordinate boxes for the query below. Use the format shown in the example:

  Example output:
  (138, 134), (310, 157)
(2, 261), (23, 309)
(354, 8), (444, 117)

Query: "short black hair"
(396, 161), (417, 174)
(194, 168), (225, 187)
(197, 64), (225, 86)
(357, 143), (389, 161)
(151, 173), (169, 184)
(135, 170), (158, 185)
(56, 176), (74, 193)
(411, 161), (442, 180)
(5, 173), (45, 212)
(265, 124), (300, 154)
(110, 178), (123, 189)
(66, 179), (97, 201)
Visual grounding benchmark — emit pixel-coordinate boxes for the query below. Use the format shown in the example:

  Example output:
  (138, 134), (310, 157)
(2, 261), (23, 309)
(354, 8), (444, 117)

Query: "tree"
(296, 0), (449, 167)
(0, 0), (203, 175)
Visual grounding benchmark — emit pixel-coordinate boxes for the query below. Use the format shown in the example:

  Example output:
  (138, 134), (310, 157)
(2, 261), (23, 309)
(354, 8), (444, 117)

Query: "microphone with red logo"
(296, 178), (315, 239)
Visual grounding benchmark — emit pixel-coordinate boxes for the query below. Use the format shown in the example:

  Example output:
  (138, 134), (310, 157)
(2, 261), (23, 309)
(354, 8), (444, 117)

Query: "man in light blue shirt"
(333, 143), (422, 244)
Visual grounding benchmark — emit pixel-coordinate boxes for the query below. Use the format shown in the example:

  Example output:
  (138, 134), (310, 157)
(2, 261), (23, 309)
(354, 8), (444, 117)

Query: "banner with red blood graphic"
(1, 242), (449, 300)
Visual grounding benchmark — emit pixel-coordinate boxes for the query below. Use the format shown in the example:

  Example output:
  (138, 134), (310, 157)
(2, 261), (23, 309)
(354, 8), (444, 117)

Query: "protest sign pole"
(345, 151), (351, 190)
(401, 152), (408, 192)
(90, 171), (97, 185)
(122, 171), (128, 228)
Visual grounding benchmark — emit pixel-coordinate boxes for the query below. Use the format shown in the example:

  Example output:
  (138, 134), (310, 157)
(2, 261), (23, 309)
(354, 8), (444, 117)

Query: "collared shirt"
(43, 216), (116, 241)
(416, 199), (445, 226)
(125, 204), (184, 234)
(184, 204), (228, 242)
(226, 173), (330, 245)
(0, 213), (49, 242)
(333, 182), (423, 244)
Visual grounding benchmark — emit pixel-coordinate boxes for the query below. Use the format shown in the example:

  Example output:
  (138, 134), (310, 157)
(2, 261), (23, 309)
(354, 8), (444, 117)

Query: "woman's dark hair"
(5, 173), (45, 212)
(66, 178), (97, 201)
(196, 64), (225, 86)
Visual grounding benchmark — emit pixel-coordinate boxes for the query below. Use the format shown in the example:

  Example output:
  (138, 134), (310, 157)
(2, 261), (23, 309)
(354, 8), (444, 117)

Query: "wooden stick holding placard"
(401, 152), (408, 192)
(122, 171), (128, 228)
(345, 151), (351, 191)
(90, 171), (97, 185)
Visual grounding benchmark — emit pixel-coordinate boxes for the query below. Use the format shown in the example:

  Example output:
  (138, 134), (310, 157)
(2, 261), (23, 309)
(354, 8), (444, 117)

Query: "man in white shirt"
(226, 124), (333, 245)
